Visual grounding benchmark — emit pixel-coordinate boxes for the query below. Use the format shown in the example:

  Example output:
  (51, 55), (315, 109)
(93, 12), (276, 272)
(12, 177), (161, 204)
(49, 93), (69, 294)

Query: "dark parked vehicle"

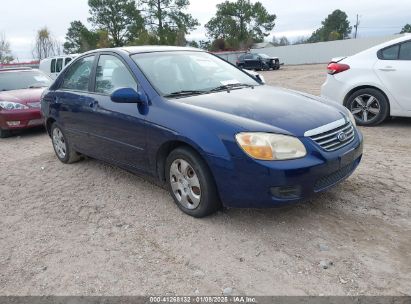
(237, 53), (280, 70)
(41, 46), (363, 218)
(0, 68), (51, 138)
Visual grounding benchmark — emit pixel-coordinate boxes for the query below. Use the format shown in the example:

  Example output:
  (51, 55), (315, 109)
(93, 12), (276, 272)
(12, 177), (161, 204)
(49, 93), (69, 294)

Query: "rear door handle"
(379, 66), (396, 72)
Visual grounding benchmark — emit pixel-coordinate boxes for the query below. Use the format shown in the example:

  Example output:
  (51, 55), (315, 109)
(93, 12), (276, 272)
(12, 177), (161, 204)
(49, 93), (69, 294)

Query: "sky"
(1, 0), (410, 61)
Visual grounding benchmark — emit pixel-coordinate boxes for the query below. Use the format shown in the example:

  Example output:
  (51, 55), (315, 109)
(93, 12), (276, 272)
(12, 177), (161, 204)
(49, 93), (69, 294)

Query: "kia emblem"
(337, 132), (348, 142)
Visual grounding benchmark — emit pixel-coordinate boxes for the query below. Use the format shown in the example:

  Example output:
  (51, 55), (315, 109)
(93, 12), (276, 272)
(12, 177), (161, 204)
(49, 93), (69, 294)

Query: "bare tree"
(0, 32), (14, 64)
(32, 27), (62, 60)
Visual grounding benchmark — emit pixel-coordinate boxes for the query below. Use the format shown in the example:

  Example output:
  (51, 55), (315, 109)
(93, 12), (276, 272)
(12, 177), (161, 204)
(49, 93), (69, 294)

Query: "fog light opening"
(271, 186), (302, 200)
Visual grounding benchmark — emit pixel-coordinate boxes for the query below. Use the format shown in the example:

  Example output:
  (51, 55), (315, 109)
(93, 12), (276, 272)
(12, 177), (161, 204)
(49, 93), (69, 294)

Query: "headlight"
(347, 111), (357, 127)
(235, 132), (307, 161)
(0, 101), (29, 110)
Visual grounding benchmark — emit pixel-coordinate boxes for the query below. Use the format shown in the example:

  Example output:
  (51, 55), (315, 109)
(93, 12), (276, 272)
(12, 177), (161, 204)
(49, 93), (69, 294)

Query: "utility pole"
(354, 14), (361, 39)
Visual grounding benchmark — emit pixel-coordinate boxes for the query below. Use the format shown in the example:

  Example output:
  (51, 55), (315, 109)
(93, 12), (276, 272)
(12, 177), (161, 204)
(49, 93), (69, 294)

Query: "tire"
(165, 147), (221, 218)
(0, 128), (11, 138)
(238, 64), (244, 69)
(345, 88), (389, 126)
(50, 123), (81, 164)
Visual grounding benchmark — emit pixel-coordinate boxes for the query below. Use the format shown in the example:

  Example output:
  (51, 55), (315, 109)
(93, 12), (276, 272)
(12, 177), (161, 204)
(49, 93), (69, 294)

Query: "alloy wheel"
(52, 128), (67, 159)
(350, 94), (381, 123)
(169, 159), (201, 210)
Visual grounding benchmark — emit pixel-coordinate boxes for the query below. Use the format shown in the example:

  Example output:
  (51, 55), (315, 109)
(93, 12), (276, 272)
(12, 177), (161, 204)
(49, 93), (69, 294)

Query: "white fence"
(252, 35), (405, 65)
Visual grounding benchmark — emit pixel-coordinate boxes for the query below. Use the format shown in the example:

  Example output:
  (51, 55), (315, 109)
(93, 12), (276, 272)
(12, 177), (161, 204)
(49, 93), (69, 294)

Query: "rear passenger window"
(56, 58), (63, 73)
(61, 56), (95, 92)
(379, 45), (400, 60)
(65, 57), (72, 66)
(399, 41), (411, 60)
(51, 59), (56, 73)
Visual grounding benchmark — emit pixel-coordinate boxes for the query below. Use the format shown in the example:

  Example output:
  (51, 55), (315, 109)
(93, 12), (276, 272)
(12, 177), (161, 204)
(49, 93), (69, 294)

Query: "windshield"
(259, 54), (270, 59)
(0, 70), (52, 91)
(131, 51), (259, 96)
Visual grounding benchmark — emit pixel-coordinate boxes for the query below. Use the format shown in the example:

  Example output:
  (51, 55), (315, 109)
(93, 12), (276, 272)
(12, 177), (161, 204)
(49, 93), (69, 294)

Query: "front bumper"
(0, 109), (43, 130)
(207, 130), (363, 208)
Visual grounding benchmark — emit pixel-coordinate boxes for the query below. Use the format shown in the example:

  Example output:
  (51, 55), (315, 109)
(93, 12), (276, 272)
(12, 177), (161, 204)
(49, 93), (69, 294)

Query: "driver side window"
(61, 56), (95, 91)
(95, 55), (137, 95)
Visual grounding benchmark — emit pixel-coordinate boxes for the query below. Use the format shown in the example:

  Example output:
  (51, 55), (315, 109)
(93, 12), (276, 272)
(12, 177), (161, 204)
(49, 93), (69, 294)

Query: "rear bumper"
(0, 109), (43, 130)
(207, 131), (363, 208)
(321, 75), (348, 104)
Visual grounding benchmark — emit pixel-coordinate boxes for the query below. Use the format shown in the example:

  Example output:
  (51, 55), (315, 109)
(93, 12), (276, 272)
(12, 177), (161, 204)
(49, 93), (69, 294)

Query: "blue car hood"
(177, 85), (347, 136)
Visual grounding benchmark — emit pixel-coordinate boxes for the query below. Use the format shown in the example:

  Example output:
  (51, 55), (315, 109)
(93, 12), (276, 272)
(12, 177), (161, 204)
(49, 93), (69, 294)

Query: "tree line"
(1, 1), (411, 63)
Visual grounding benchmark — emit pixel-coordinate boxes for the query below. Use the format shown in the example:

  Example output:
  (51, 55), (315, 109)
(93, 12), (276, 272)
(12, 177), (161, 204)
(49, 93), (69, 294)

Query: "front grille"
(314, 161), (357, 192)
(309, 121), (355, 152)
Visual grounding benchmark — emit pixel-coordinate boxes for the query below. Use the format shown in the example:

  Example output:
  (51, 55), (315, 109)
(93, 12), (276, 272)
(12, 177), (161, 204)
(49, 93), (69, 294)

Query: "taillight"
(327, 62), (350, 75)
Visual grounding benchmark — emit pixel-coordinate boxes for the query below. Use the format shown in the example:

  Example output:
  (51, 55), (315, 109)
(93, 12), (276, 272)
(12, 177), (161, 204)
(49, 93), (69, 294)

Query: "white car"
(39, 54), (78, 80)
(321, 35), (411, 126)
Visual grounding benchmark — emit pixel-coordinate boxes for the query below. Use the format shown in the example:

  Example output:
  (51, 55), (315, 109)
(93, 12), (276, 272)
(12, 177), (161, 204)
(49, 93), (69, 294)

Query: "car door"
(86, 53), (149, 172)
(253, 54), (263, 69)
(53, 55), (97, 153)
(243, 54), (254, 69)
(374, 40), (411, 111)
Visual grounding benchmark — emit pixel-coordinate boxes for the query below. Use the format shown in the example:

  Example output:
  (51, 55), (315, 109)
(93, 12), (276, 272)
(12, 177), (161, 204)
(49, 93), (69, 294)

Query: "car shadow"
(1, 126), (46, 140)
(76, 149), (336, 224)
(375, 116), (411, 128)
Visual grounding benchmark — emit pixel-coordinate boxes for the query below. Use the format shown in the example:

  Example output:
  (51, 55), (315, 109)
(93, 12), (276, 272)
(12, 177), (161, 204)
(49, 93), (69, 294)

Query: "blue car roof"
(86, 45), (203, 55)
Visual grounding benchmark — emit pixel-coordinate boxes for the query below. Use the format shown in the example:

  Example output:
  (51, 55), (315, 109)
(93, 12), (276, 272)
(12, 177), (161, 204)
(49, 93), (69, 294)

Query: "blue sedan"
(41, 46), (363, 217)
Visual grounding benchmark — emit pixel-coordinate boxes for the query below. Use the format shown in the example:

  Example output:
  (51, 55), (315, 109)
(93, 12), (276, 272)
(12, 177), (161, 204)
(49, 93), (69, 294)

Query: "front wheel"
(166, 147), (221, 218)
(346, 88), (389, 126)
(51, 123), (81, 164)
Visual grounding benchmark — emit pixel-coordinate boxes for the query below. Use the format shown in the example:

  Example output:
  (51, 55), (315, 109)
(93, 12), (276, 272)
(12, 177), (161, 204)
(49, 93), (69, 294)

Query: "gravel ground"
(0, 64), (410, 296)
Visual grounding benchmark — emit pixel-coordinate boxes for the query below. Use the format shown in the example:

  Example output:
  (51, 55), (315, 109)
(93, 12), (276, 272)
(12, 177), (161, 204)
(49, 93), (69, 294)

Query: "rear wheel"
(0, 128), (11, 138)
(346, 88), (389, 126)
(166, 147), (221, 218)
(51, 123), (81, 164)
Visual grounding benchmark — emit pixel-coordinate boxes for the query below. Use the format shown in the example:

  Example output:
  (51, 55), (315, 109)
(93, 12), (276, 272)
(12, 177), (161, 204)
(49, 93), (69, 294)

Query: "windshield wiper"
(208, 83), (255, 93)
(164, 83), (255, 98)
(28, 85), (48, 89)
(164, 90), (206, 98)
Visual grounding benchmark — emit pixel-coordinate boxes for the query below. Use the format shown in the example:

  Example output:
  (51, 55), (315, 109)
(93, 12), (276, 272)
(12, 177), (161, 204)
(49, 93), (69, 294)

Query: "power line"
(358, 26), (403, 29)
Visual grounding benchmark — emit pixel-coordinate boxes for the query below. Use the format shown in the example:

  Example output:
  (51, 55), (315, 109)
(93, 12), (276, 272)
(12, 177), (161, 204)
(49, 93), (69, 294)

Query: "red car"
(0, 68), (52, 138)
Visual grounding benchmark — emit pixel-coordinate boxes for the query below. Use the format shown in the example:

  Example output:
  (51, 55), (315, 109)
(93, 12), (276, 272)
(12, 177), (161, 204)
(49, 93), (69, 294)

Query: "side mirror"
(110, 87), (148, 105)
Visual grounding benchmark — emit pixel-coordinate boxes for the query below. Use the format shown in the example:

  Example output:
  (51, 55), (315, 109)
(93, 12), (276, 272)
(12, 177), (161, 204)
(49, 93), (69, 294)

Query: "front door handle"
(89, 100), (98, 108)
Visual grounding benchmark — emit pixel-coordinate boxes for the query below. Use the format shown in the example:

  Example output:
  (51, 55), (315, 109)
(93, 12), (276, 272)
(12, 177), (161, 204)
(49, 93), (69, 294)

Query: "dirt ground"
(0, 64), (410, 296)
